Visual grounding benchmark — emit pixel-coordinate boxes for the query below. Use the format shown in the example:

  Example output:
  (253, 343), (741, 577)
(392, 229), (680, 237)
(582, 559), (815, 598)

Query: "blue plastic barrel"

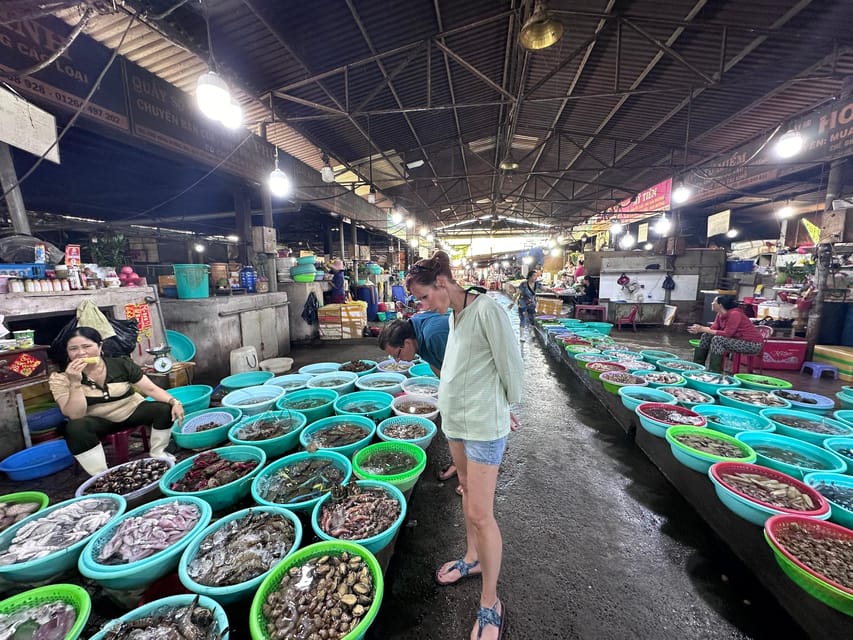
(392, 285), (406, 303)
(358, 286), (379, 321)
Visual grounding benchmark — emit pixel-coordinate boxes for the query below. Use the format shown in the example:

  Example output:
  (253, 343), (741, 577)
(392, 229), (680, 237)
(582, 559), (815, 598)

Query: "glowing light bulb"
(672, 185), (691, 204)
(776, 130), (803, 158)
(196, 71), (230, 120)
(269, 168), (291, 198)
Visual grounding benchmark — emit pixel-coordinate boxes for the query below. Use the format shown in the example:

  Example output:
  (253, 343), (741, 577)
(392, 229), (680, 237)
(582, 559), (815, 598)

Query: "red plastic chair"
(616, 305), (639, 332)
(102, 425), (150, 465)
(723, 326), (773, 374)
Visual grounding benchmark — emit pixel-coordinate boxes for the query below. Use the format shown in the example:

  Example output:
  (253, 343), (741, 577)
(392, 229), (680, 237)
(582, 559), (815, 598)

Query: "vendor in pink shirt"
(688, 295), (764, 372)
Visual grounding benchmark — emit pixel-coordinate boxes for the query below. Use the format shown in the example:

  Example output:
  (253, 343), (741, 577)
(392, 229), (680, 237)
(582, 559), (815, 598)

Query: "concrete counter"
(160, 292), (290, 383)
(278, 281), (324, 343)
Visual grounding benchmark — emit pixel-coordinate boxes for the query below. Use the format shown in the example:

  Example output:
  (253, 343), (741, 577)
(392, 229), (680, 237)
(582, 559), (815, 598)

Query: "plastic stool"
(102, 425), (150, 464)
(799, 361), (839, 380)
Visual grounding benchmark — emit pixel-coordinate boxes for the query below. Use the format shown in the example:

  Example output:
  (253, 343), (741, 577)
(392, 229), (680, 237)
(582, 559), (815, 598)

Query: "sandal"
(455, 484), (463, 496)
(437, 463), (457, 481)
(434, 558), (480, 586)
(475, 600), (505, 640)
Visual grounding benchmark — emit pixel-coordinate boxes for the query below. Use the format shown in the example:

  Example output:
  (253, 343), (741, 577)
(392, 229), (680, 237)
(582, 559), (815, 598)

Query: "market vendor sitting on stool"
(329, 259), (347, 304)
(49, 327), (184, 476)
(688, 294), (764, 372)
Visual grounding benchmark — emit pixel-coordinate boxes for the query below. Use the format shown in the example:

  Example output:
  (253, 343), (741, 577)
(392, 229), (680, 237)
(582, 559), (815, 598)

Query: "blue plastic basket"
(251, 451), (352, 513)
(834, 411), (853, 429)
(767, 390), (835, 415)
(708, 461), (830, 526)
(311, 480), (406, 554)
(264, 374), (313, 392)
(228, 410), (307, 458)
(355, 372), (407, 394)
(159, 445), (267, 511)
(617, 386), (676, 413)
(693, 404), (776, 437)
(334, 391), (395, 422)
(299, 415), (376, 458)
(172, 407), (243, 450)
(0, 440), (74, 481)
(736, 431), (848, 479)
(376, 415), (437, 450)
(89, 594), (229, 640)
(276, 388), (338, 422)
(220, 371), (274, 391)
(177, 506), (303, 605)
(0, 494), (126, 587)
(298, 362), (342, 376)
(759, 408), (853, 447)
(166, 330), (196, 362)
(222, 385), (286, 416)
(306, 371), (359, 395)
(376, 359), (414, 376)
(803, 472), (853, 529)
(78, 497), (212, 591)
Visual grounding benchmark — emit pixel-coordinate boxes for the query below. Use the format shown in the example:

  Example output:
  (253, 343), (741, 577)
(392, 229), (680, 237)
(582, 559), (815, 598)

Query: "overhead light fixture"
(726, 228), (739, 238)
(522, 255), (533, 265)
(499, 153), (519, 171)
(426, 233), (434, 242)
(672, 184), (691, 204)
(368, 186), (376, 205)
(269, 149), (291, 198)
(643, 242), (654, 251)
(519, 0), (564, 51)
(196, 71), (231, 120)
(619, 233), (636, 250)
(776, 205), (794, 219)
(219, 98), (242, 129)
(556, 234), (565, 244)
(390, 208), (402, 224)
(320, 153), (335, 183)
(776, 129), (803, 158)
(547, 239), (556, 248)
(226, 234), (239, 242)
(405, 218), (415, 229)
(654, 214), (671, 235)
(419, 227), (428, 237)
(193, 242), (205, 253)
(609, 219), (623, 234)
(405, 159), (425, 170)
(550, 248), (561, 257)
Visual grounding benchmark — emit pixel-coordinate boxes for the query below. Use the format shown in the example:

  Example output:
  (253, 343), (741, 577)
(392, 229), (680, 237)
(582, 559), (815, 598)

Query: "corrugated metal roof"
(52, 0), (853, 231)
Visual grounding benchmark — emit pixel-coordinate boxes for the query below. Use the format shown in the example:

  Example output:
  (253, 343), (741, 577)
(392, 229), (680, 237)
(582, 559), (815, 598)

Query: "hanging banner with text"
(0, 13), (129, 132)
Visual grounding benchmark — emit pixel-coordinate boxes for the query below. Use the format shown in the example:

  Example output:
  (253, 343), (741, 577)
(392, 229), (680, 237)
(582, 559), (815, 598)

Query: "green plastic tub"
(734, 373), (793, 391)
(0, 584), (91, 640)
(352, 441), (427, 492)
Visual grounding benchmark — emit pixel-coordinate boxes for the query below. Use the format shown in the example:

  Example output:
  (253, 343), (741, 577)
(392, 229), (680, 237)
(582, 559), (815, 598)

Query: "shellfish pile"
(319, 487), (400, 540)
(358, 451), (417, 476)
(0, 601), (76, 639)
(84, 459), (170, 495)
(661, 387), (712, 404)
(775, 522), (853, 590)
(673, 433), (744, 458)
(339, 360), (373, 373)
(394, 399), (436, 415)
(719, 389), (787, 407)
(0, 498), (118, 565)
(97, 501), (200, 565)
(237, 415), (299, 441)
(720, 472), (816, 510)
(261, 551), (374, 640)
(170, 452), (258, 492)
(0, 501), (41, 533)
(258, 458), (346, 505)
(188, 511), (296, 586)
(307, 424), (368, 449)
(382, 422), (428, 440)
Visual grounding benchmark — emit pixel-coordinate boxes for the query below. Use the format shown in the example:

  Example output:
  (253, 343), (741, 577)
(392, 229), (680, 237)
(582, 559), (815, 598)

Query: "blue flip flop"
(434, 558), (480, 586)
(476, 599), (505, 639)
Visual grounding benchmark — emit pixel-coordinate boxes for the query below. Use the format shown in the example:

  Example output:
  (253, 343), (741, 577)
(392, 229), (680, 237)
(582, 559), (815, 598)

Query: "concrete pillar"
(806, 158), (846, 355)
(0, 143), (30, 235)
(234, 189), (252, 265)
(261, 186), (277, 293)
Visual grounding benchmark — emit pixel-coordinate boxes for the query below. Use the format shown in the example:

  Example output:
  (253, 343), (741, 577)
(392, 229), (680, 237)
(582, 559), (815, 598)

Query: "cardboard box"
(813, 345), (853, 381)
(319, 303), (366, 340)
(535, 298), (564, 316)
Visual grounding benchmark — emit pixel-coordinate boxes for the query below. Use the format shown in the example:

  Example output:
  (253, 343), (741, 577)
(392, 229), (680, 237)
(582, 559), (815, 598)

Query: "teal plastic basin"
(276, 388), (338, 422)
(823, 437), (853, 475)
(640, 372), (687, 388)
(656, 359), (706, 375)
(682, 371), (741, 396)
(306, 371), (359, 395)
(376, 415), (437, 450)
(770, 390), (835, 415)
(408, 363), (437, 378)
(299, 415), (376, 458)
(759, 408), (853, 447)
(228, 410), (307, 459)
(617, 386), (676, 413)
(666, 425), (756, 474)
(693, 405), (776, 437)
(735, 431), (847, 480)
(251, 451), (352, 513)
(220, 371), (275, 391)
(717, 389), (791, 415)
(221, 385), (286, 417)
(172, 407), (243, 450)
(334, 391), (394, 422)
(803, 472), (853, 529)
(635, 402), (706, 438)
(640, 349), (678, 364)
(89, 594), (228, 640)
(264, 374), (312, 392)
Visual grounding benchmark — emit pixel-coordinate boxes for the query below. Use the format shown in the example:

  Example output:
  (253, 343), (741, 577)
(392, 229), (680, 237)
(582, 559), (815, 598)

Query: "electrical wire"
(0, 10), (137, 200)
(0, 6), (93, 77)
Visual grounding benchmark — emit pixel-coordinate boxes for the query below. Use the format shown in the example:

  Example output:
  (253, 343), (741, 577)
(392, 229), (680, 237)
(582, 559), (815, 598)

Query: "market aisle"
(368, 296), (806, 639)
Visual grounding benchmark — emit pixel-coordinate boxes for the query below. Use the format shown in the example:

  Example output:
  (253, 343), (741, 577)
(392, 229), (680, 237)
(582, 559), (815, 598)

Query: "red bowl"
(710, 462), (829, 517)
(765, 514), (853, 596)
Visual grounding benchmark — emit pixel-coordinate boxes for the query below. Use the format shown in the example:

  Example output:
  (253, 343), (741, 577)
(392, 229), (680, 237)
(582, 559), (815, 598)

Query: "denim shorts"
(446, 435), (507, 466)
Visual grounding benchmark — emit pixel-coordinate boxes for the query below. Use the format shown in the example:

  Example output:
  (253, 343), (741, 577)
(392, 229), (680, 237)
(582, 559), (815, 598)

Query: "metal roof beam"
(620, 17), (716, 85)
(432, 40), (516, 102)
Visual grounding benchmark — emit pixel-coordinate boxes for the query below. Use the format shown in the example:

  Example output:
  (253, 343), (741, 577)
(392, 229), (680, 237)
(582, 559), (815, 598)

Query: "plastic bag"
(49, 316), (139, 361)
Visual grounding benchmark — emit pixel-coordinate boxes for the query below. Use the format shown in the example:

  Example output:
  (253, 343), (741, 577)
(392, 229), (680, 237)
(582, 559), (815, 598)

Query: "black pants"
(63, 401), (172, 454)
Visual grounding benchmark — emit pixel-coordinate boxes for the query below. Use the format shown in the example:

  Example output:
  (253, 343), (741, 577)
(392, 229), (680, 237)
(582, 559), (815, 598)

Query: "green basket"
(0, 491), (49, 533)
(0, 584), (91, 640)
(734, 373), (793, 391)
(249, 541), (383, 640)
(352, 442), (427, 492)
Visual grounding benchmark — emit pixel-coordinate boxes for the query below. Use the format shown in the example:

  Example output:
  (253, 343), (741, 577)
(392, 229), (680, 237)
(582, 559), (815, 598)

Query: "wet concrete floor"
(287, 295), (811, 640)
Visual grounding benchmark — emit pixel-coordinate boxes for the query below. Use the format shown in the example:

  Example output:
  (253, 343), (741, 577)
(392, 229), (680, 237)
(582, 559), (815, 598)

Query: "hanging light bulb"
(499, 153), (519, 171)
(419, 227), (428, 237)
(643, 242), (654, 251)
(776, 205), (794, 219)
(368, 186), (376, 204)
(196, 71), (231, 120)
(726, 228), (739, 238)
(550, 247), (561, 257)
(269, 150), (291, 198)
(226, 234), (239, 242)
(672, 184), (691, 204)
(619, 233), (636, 250)
(518, 0), (564, 50)
(609, 219), (623, 234)
(193, 242), (205, 253)
(426, 233), (434, 242)
(390, 209), (402, 224)
(320, 153), (335, 183)
(405, 218), (415, 229)
(776, 130), (803, 158)
(220, 98), (242, 129)
(580, 233), (589, 244)
(655, 214), (671, 235)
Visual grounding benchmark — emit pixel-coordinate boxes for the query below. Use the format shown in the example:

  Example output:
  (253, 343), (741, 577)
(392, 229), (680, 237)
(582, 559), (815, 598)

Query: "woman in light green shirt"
(406, 251), (522, 640)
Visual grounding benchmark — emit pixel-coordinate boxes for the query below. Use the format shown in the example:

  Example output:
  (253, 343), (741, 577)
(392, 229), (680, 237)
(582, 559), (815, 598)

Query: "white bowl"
(391, 393), (439, 421)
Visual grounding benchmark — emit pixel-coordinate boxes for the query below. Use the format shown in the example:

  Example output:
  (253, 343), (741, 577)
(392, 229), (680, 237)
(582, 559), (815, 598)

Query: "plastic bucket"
(174, 264), (210, 299)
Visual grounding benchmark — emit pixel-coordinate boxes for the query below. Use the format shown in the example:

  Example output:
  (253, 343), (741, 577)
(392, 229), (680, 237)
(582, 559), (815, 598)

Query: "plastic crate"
(0, 264), (47, 279)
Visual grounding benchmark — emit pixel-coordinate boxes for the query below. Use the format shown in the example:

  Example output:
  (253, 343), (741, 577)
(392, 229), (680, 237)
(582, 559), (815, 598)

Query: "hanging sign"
(638, 223), (648, 242)
(124, 303), (153, 343)
(0, 89), (59, 162)
(706, 209), (731, 237)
